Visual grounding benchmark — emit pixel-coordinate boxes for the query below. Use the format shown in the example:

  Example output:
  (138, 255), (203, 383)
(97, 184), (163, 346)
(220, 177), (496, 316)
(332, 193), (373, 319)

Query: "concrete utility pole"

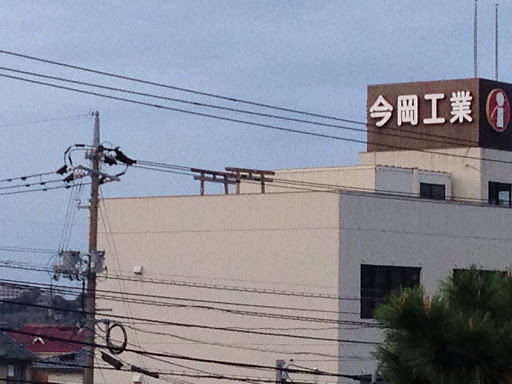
(83, 111), (100, 384)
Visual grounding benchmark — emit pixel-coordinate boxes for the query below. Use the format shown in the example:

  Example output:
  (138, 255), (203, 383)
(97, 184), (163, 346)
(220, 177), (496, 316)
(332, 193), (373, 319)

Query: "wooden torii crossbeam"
(225, 167), (275, 194)
(191, 168), (238, 195)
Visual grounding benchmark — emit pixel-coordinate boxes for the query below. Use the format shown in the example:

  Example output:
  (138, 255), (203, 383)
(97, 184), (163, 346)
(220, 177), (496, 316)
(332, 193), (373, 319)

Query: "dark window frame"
(419, 182), (446, 200)
(360, 264), (421, 319)
(488, 181), (512, 206)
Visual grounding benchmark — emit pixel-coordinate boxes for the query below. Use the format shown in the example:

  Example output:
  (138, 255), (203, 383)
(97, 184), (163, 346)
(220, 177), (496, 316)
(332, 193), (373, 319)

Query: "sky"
(0, 1), (508, 284)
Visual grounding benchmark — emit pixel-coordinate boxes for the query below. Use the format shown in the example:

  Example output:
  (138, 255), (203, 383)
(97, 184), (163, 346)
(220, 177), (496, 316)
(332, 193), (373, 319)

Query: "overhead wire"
(0, 72), (375, 145)
(0, 280), (368, 353)
(0, 246), (56, 254)
(0, 112), (90, 128)
(0, 278), (369, 327)
(0, 178), (65, 191)
(0, 170), (58, 183)
(1, 325), (374, 379)
(0, 181), (91, 196)
(131, 158), (503, 206)
(58, 183), (83, 252)
(2, 71), (512, 167)
(0, 277), (355, 316)
(0, 257), (500, 304)
(122, 323), (342, 359)
(0, 66), (477, 148)
(0, 299), (379, 343)
(0, 49), (480, 146)
(98, 185), (145, 368)
(0, 276), (378, 357)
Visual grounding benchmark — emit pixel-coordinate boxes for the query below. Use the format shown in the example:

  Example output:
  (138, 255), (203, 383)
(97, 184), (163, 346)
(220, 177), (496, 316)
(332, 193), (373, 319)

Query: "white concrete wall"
(238, 166), (377, 194)
(479, 148), (512, 202)
(97, 184), (512, 382)
(97, 192), (341, 384)
(374, 167), (450, 197)
(237, 148), (512, 203)
(360, 148), (482, 201)
(374, 167), (414, 195)
(337, 193), (512, 375)
(241, 164), (451, 200)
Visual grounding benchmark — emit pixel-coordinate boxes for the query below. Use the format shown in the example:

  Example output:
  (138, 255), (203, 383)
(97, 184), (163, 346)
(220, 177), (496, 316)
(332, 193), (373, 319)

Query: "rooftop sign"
(367, 78), (512, 152)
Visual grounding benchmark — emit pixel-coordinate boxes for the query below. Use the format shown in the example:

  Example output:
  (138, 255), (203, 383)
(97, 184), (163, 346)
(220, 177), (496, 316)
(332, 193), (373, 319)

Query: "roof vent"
(32, 337), (45, 345)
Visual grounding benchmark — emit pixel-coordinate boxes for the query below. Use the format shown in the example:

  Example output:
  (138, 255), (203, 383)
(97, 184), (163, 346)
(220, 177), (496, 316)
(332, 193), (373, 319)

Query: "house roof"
(0, 331), (36, 361)
(10, 324), (85, 354)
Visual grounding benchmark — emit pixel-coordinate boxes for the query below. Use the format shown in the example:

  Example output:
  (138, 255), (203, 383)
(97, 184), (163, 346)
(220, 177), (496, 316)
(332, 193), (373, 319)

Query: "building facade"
(97, 78), (512, 384)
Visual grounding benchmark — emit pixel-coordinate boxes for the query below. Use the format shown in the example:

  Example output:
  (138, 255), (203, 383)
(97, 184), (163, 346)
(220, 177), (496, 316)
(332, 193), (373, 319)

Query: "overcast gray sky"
(0, 1), (507, 283)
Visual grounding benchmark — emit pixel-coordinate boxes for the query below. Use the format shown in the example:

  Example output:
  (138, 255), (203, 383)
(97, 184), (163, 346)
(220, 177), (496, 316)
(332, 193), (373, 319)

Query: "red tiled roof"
(10, 324), (85, 353)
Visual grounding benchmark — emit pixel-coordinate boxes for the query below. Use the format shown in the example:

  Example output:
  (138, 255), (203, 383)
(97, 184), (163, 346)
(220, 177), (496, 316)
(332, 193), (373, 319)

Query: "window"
(6, 364), (24, 384)
(488, 182), (511, 206)
(420, 183), (445, 200)
(360, 265), (421, 319)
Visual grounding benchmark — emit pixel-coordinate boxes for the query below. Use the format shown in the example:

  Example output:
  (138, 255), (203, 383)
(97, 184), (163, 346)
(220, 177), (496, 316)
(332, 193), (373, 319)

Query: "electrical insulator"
(91, 250), (105, 274)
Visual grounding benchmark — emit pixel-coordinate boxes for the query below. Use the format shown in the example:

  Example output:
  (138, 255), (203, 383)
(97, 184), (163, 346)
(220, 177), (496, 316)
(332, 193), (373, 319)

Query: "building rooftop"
(0, 331), (36, 361)
(32, 348), (86, 372)
(10, 324), (85, 354)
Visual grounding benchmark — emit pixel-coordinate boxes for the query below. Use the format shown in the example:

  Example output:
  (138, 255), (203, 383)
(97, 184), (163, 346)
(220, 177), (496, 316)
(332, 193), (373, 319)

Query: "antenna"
(474, 0), (478, 78)
(495, 3), (499, 80)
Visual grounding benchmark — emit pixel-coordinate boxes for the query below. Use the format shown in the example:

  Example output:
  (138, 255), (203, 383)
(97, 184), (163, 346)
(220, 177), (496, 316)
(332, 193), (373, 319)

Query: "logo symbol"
(486, 89), (510, 132)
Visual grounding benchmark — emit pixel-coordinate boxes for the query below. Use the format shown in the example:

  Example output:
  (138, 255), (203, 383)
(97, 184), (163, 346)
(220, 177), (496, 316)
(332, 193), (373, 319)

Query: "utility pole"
(83, 111), (100, 384)
(473, 0), (478, 78)
(495, 3), (499, 81)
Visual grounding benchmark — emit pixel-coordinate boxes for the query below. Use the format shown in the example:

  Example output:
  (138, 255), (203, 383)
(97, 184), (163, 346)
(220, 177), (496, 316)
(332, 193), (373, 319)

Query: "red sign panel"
(486, 88), (510, 132)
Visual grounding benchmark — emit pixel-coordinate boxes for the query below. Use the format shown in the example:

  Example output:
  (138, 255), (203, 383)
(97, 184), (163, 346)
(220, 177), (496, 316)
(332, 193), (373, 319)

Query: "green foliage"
(375, 267), (512, 384)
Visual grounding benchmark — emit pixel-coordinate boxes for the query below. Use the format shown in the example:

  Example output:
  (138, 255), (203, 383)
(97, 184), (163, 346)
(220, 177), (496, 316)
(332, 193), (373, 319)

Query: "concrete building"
(97, 78), (512, 384)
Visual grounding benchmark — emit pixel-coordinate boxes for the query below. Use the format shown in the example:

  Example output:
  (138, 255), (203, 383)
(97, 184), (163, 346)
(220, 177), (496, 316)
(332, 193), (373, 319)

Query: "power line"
(123, 323), (342, 359)
(0, 277), (353, 316)
(0, 182), (91, 196)
(0, 170), (58, 184)
(0, 72), (372, 145)
(2, 71), (512, 168)
(1, 325), (375, 379)
(103, 273), (350, 301)
(0, 49), (480, 147)
(0, 246), (56, 255)
(0, 112), (90, 128)
(0, 178), (69, 192)
(0, 66), (478, 148)
(0, 275), (393, 322)
(0, 278), (369, 326)
(98, 185), (146, 369)
(1, 278), (351, 326)
(0, 299), (378, 343)
(131, 158), (506, 207)
(128, 156), (496, 209)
